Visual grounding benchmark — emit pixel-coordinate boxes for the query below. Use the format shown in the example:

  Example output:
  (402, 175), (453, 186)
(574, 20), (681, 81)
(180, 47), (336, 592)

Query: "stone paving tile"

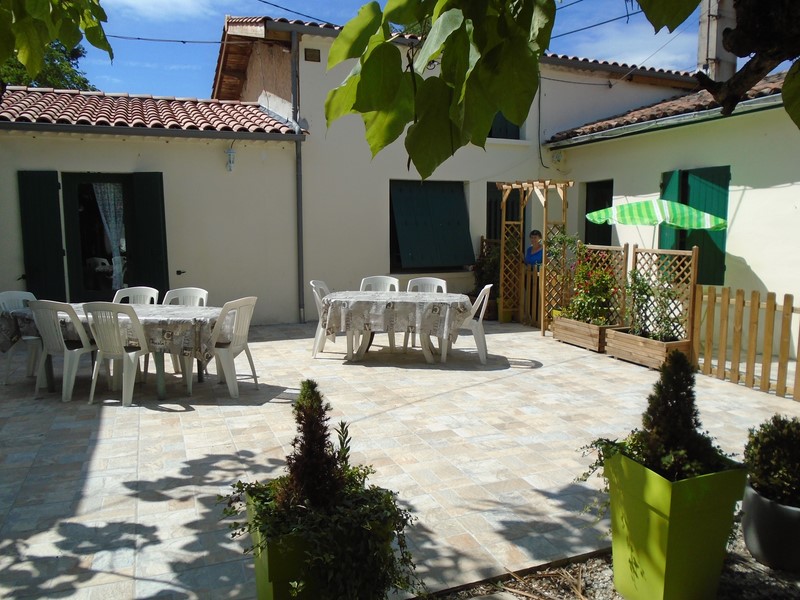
(1, 321), (800, 598)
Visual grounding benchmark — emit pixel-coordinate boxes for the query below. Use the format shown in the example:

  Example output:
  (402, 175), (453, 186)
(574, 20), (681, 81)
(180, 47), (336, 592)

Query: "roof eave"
(545, 94), (784, 150)
(0, 121), (305, 142)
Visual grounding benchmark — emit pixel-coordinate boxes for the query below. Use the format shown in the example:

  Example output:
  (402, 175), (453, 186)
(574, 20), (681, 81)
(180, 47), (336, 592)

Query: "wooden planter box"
(552, 316), (622, 353)
(605, 328), (692, 369)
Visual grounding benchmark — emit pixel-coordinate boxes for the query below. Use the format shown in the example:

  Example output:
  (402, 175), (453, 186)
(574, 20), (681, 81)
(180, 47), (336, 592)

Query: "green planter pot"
(247, 497), (320, 600)
(606, 454), (746, 600)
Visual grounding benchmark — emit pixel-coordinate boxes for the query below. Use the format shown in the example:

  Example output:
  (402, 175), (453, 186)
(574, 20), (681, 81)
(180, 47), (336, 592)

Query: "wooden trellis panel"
(534, 180), (573, 333)
(496, 182), (532, 322)
(582, 243), (629, 324)
(629, 245), (699, 343)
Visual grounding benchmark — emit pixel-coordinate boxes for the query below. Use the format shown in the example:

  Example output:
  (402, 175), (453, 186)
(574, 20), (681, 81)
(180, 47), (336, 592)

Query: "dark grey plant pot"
(742, 483), (800, 573)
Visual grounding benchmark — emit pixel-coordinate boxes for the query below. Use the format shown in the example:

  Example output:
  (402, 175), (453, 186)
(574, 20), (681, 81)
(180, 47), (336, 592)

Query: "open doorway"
(77, 182), (128, 297)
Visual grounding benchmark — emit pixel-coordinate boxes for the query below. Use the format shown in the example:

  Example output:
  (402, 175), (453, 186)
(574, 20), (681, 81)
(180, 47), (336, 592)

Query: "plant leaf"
(328, 1), (383, 69)
(637, 0), (701, 33)
(413, 8), (464, 73)
(325, 63), (362, 127)
(782, 61), (800, 129)
(362, 72), (417, 156)
(405, 77), (469, 178)
(354, 41), (403, 112)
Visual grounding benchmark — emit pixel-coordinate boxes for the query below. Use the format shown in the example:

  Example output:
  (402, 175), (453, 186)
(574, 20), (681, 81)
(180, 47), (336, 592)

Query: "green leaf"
(325, 63), (362, 127)
(24, 0), (50, 20)
(12, 17), (49, 76)
(637, 0), (701, 33)
(530, 0), (555, 51)
(328, 1), (383, 69)
(783, 61), (800, 129)
(362, 72), (417, 156)
(56, 18), (82, 51)
(83, 22), (112, 57)
(383, 0), (429, 26)
(477, 35), (539, 125)
(354, 41), (403, 112)
(413, 8), (464, 73)
(0, 8), (15, 64)
(405, 77), (469, 178)
(440, 21), (480, 113)
(459, 72), (497, 147)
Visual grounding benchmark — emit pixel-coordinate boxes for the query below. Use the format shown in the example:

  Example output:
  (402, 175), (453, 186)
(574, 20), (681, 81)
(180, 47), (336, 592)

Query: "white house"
(5, 13), (775, 327)
(543, 72), (798, 301)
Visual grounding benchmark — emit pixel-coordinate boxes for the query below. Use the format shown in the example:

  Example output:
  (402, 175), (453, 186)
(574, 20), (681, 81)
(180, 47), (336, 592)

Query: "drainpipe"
(291, 30), (306, 323)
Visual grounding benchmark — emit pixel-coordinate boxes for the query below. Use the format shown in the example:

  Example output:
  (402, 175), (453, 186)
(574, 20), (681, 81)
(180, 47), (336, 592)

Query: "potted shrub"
(552, 246), (623, 352)
(605, 269), (692, 369)
(742, 414), (800, 572)
(220, 379), (423, 599)
(472, 242), (499, 320)
(581, 350), (746, 600)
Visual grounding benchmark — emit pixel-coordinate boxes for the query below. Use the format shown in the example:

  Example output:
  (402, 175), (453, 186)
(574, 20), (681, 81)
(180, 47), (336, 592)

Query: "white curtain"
(93, 183), (126, 290)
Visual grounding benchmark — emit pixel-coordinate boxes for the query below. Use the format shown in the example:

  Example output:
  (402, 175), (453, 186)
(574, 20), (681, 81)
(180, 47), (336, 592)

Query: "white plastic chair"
(162, 287), (209, 376)
(404, 277), (447, 351)
(309, 280), (335, 358)
(162, 287), (208, 307)
(359, 276), (399, 352)
(359, 276), (399, 292)
(441, 284), (492, 364)
(0, 291), (41, 385)
(112, 286), (159, 304)
(84, 302), (151, 407)
(113, 286), (158, 378)
(210, 297), (258, 399)
(29, 300), (96, 402)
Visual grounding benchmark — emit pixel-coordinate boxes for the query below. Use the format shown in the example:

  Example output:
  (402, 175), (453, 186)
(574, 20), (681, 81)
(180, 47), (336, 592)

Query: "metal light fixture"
(225, 148), (236, 171)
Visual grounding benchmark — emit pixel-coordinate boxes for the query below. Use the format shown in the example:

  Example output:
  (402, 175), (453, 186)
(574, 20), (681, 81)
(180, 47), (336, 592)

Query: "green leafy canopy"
(326, 0), (800, 179)
(0, 0), (112, 80)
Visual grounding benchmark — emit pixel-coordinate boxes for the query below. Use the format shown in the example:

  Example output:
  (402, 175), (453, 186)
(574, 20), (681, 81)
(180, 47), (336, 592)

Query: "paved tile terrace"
(2, 321), (799, 599)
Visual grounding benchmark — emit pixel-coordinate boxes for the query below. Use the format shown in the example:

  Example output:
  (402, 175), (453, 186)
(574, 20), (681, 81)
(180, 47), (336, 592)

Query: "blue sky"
(81, 0), (701, 98)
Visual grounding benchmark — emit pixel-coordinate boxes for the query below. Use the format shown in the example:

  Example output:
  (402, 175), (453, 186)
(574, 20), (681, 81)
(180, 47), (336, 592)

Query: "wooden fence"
(520, 264), (541, 327)
(693, 285), (798, 399)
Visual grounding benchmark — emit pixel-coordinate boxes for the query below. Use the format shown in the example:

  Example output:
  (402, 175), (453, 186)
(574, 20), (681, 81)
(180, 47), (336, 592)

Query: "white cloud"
(553, 19), (699, 72)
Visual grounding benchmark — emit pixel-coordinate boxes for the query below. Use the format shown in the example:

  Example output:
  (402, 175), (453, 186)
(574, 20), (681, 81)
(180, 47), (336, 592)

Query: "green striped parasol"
(586, 198), (727, 231)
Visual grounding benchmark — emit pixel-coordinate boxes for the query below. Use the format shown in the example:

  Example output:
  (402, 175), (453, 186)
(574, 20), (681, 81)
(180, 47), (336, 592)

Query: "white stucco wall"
(0, 131), (297, 324)
(282, 34), (691, 318)
(542, 107), (800, 300)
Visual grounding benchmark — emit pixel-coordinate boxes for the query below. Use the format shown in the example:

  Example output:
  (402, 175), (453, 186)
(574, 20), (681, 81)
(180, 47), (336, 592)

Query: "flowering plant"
(561, 248), (618, 325)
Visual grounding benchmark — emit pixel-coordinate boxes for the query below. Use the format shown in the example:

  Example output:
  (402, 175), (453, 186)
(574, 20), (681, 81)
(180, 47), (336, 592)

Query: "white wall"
(544, 107), (800, 300)
(0, 131), (297, 325)
(274, 34), (690, 317)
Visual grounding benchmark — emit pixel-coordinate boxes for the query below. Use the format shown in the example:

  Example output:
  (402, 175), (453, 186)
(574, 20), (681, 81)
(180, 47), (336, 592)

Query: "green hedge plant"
(744, 414), (800, 507)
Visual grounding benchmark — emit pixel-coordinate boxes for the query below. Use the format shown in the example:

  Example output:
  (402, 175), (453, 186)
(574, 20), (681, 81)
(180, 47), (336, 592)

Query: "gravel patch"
(431, 520), (800, 599)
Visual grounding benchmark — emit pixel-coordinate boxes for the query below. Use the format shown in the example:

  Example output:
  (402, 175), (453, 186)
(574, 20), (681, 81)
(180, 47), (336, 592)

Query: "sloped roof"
(212, 15), (697, 100)
(0, 86), (304, 140)
(548, 72), (786, 145)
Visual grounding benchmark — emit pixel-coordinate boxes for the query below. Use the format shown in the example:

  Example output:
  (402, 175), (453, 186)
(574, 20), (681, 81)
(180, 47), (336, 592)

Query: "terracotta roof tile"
(0, 86), (302, 137)
(541, 52), (693, 79)
(548, 71), (785, 143)
(227, 15), (343, 32)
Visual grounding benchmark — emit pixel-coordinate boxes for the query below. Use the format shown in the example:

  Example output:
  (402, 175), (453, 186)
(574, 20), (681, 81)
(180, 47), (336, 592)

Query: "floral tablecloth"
(321, 290), (472, 347)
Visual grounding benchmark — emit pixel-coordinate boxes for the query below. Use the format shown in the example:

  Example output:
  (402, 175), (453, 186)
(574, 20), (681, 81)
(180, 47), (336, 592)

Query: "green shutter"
(127, 172), (170, 294)
(391, 181), (475, 269)
(17, 171), (67, 300)
(585, 180), (613, 245)
(685, 167), (730, 285)
(658, 170), (681, 250)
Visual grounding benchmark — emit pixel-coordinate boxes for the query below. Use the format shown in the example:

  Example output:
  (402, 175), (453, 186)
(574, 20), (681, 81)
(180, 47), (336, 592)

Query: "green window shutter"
(585, 180), (613, 246)
(128, 173), (170, 294)
(658, 170), (681, 250)
(685, 166), (730, 285)
(17, 171), (67, 301)
(391, 181), (475, 269)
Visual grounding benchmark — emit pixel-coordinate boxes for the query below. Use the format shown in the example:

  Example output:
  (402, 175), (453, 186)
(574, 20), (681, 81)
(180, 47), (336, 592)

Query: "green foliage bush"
(221, 380), (422, 599)
(744, 414), (800, 507)
(582, 350), (734, 485)
(626, 269), (682, 342)
(473, 243), (500, 299)
(562, 248), (617, 325)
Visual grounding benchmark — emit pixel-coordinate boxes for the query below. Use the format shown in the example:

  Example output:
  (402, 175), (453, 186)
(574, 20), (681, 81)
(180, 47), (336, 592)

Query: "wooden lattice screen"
(629, 245), (699, 341)
(582, 243), (630, 324)
(497, 182), (532, 322)
(533, 180), (573, 333)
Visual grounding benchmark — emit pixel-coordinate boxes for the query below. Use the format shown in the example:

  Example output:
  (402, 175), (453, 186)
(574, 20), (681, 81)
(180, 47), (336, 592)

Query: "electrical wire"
(251, 0), (331, 25)
(551, 10), (643, 40)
